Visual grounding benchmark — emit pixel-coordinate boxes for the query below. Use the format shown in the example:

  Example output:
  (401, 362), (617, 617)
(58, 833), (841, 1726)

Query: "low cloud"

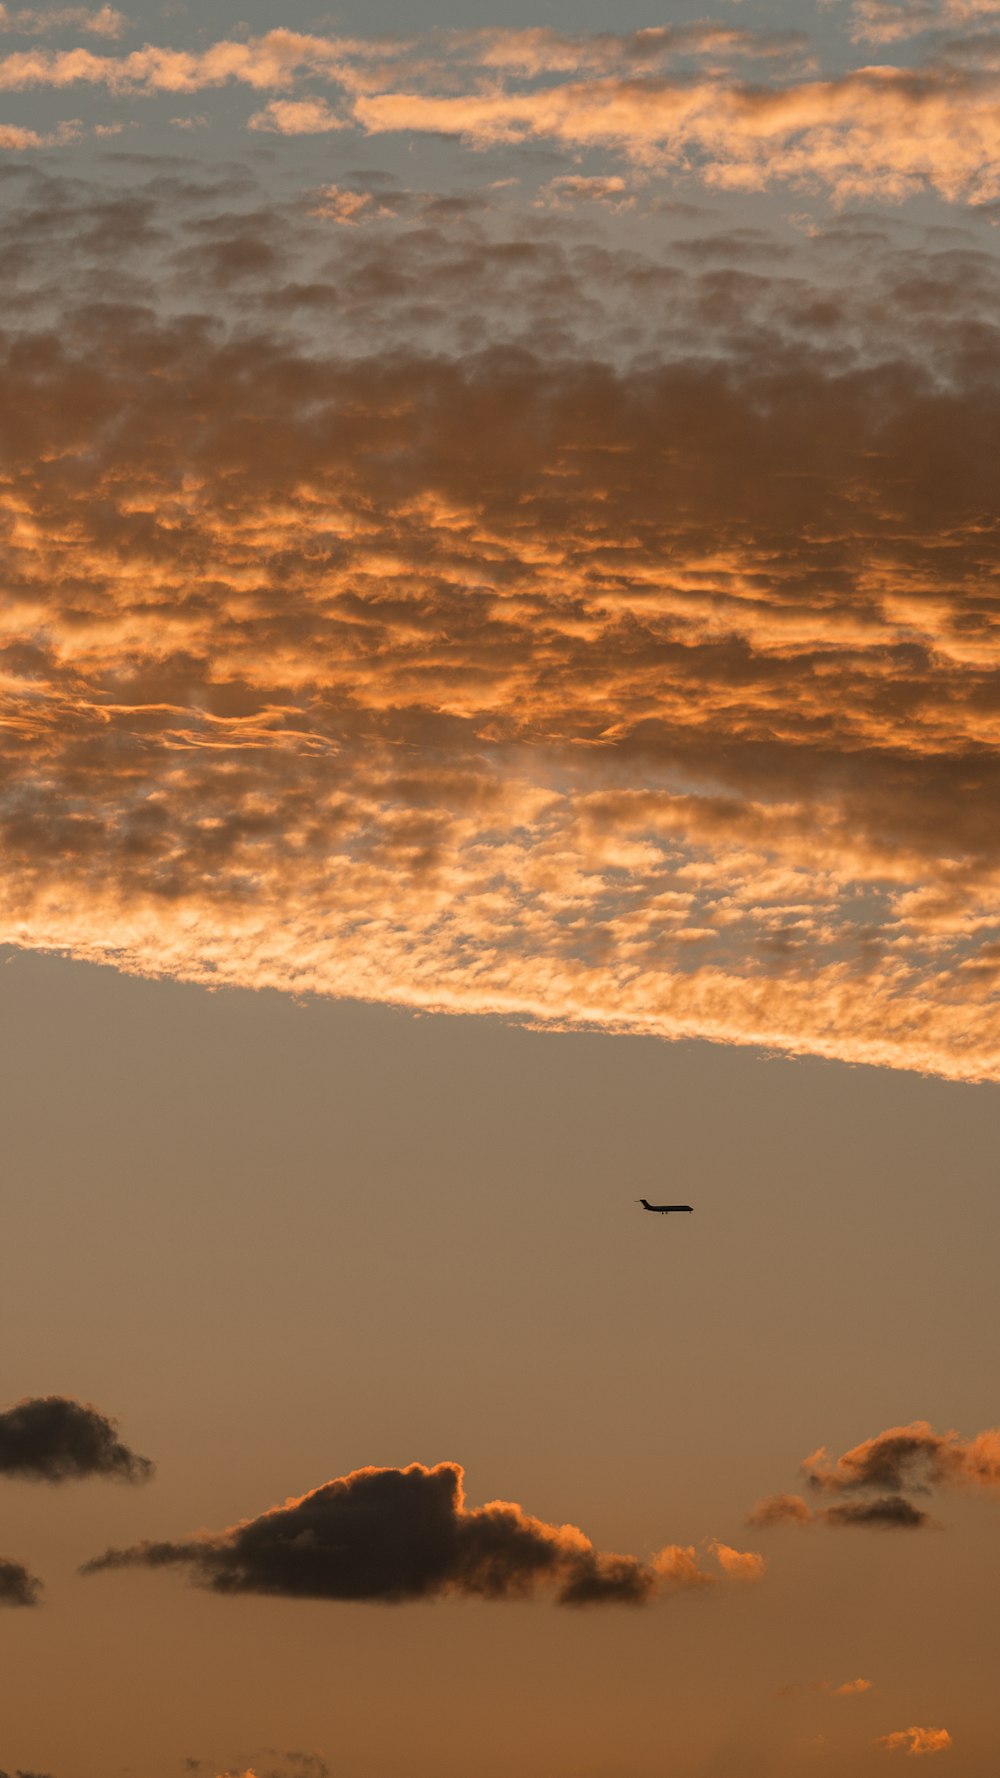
(876, 1726), (953, 1755)
(0, 1557), (42, 1607)
(804, 1422), (1000, 1498)
(751, 1421), (1000, 1532)
(0, 1397), (153, 1484)
(82, 1461), (762, 1608)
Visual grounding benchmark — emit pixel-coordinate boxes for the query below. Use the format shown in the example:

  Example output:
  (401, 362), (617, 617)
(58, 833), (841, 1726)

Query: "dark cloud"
(821, 1495), (932, 1530)
(0, 1558), (43, 1607)
(0, 1397), (153, 1483)
(83, 1460), (755, 1608)
(746, 1493), (812, 1529)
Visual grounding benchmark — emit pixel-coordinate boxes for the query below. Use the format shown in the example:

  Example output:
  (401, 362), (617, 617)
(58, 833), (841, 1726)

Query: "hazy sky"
(2, 1), (1000, 1774)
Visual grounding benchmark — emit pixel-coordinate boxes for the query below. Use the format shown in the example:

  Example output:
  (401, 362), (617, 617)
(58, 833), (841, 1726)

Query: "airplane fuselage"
(639, 1199), (693, 1214)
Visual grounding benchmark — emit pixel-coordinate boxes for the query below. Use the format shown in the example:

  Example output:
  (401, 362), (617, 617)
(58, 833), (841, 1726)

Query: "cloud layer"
(0, 1397), (153, 1484)
(10, 21), (1000, 201)
(82, 1460), (762, 1607)
(2, 165), (1000, 1079)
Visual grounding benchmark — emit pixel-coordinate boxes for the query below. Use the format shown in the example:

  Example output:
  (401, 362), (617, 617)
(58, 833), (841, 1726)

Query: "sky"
(1, 0), (1000, 1773)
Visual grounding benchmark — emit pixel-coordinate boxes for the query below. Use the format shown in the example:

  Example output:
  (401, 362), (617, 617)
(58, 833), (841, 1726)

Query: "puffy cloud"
(0, 1556), (42, 1607)
(753, 1421), (1000, 1531)
(0, 1397), (153, 1483)
(875, 1725), (953, 1754)
(3, 167), (1000, 1081)
(804, 1422), (1000, 1497)
(81, 1460), (758, 1608)
(706, 1540), (767, 1582)
(832, 1677), (873, 1697)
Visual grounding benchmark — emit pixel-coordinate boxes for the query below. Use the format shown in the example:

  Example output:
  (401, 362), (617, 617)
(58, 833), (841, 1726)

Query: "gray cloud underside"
(3, 166), (1000, 1076)
(82, 1460), (758, 1607)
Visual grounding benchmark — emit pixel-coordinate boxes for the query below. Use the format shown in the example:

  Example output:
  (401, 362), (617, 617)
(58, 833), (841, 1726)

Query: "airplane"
(638, 1199), (693, 1215)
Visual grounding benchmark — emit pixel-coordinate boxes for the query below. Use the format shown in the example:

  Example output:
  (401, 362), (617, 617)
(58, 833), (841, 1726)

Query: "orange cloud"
(7, 25), (1000, 201)
(3, 167), (1000, 1080)
(707, 1540), (767, 1582)
(876, 1726), (953, 1754)
(833, 1677), (873, 1697)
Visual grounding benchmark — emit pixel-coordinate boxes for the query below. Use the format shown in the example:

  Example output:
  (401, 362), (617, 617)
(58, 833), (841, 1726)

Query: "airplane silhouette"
(638, 1199), (693, 1215)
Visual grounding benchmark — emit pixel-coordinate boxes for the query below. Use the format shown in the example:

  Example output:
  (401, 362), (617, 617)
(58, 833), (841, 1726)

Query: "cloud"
(247, 98), (347, 136)
(0, 1397), (153, 1483)
(0, 3), (124, 34)
(875, 1726), (953, 1754)
(850, 1), (1000, 42)
(833, 1677), (873, 1697)
(747, 1494), (812, 1529)
(804, 1422), (1000, 1497)
(187, 1755), (329, 1778)
(81, 1460), (759, 1608)
(0, 1557), (42, 1607)
(536, 174), (635, 211)
(754, 1421), (1000, 1531)
(3, 167), (1000, 1081)
(707, 1540), (767, 1582)
(10, 25), (1000, 202)
(821, 1495), (933, 1529)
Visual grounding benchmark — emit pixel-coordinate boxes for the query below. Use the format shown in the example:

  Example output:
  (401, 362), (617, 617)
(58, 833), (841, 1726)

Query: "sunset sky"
(2, 0), (999, 1773)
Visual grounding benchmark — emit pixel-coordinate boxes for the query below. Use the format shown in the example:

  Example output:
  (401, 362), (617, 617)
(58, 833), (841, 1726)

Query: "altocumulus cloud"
(5, 164), (1000, 1081)
(0, 1397), (153, 1483)
(81, 1461), (764, 1607)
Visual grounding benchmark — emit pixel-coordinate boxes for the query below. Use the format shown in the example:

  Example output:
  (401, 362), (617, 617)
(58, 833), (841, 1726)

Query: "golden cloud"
(2, 168), (1000, 1079)
(875, 1725), (953, 1754)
